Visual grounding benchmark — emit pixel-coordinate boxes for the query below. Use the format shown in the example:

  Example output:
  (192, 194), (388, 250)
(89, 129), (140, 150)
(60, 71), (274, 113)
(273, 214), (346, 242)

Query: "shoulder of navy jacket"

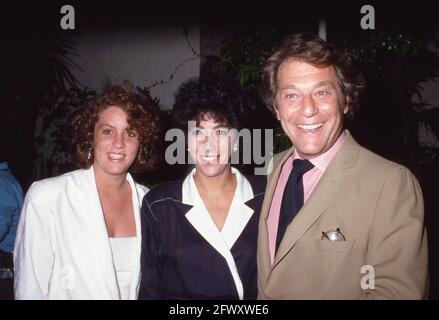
(245, 174), (267, 195)
(143, 179), (194, 216)
(144, 179), (183, 202)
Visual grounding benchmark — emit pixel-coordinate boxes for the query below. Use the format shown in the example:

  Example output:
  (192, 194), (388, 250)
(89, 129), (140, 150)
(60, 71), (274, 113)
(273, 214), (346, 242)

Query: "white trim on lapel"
(182, 167), (254, 300)
(126, 174), (148, 299)
(221, 167), (254, 249)
(84, 166), (121, 299)
(84, 167), (148, 300)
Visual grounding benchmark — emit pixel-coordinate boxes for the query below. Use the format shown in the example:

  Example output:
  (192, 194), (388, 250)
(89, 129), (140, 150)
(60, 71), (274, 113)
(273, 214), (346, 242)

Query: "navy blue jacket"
(139, 174), (265, 300)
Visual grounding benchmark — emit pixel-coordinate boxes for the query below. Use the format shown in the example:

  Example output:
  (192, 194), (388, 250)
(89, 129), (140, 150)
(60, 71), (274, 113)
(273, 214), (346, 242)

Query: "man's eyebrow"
(313, 81), (336, 89)
(279, 81), (337, 91)
(279, 84), (299, 91)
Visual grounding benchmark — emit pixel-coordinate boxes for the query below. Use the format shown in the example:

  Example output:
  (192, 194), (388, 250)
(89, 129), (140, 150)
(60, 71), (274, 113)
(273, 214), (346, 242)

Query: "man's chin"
(295, 145), (324, 159)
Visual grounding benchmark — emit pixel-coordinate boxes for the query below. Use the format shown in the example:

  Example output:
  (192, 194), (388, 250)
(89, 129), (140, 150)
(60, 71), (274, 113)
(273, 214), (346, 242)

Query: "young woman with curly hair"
(14, 83), (160, 299)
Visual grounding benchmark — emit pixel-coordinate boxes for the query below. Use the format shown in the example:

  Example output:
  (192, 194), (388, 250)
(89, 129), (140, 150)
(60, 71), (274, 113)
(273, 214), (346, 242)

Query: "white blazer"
(13, 166), (148, 300)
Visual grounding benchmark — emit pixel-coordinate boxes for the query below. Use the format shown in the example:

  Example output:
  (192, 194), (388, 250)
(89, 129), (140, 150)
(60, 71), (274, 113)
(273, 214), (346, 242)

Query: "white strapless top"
(109, 237), (137, 300)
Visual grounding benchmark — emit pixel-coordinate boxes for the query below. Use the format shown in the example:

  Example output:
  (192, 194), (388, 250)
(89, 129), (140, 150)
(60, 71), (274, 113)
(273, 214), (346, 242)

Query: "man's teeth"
(298, 123), (323, 130)
(109, 153), (124, 160)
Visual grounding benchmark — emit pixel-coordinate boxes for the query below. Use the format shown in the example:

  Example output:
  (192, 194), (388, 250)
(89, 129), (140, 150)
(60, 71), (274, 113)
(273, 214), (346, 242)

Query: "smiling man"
(257, 33), (428, 299)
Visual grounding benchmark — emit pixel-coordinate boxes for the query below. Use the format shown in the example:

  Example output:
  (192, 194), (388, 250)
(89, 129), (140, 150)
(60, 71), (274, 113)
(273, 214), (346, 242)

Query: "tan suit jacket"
(257, 131), (428, 299)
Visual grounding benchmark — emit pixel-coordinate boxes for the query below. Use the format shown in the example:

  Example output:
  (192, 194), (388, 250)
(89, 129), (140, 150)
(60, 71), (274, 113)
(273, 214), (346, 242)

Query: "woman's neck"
(194, 167), (236, 196)
(93, 166), (128, 193)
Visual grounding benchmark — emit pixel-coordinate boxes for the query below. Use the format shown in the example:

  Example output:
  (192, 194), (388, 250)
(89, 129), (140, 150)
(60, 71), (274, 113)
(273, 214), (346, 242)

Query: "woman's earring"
(87, 149), (92, 160)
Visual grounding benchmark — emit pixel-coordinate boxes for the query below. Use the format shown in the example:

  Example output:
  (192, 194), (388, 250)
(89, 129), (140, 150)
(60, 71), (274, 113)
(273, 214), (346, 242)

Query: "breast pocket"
(314, 238), (356, 253)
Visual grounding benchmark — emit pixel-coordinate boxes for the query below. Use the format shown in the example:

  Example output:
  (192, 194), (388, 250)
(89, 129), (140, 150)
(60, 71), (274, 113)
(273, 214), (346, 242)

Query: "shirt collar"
(292, 130), (346, 172)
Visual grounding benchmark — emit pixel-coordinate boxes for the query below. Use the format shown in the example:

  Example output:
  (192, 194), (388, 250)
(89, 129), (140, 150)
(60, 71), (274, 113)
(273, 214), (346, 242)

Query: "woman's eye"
(192, 129), (205, 137)
(216, 129), (229, 136)
(127, 130), (137, 138)
(102, 129), (112, 135)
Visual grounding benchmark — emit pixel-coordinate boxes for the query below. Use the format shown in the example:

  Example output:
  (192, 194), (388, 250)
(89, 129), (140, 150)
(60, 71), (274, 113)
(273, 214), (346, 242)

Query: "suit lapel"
(77, 168), (147, 299)
(83, 166), (120, 299)
(220, 169), (255, 249)
(272, 132), (360, 268)
(258, 148), (294, 283)
(126, 174), (144, 299)
(182, 168), (249, 299)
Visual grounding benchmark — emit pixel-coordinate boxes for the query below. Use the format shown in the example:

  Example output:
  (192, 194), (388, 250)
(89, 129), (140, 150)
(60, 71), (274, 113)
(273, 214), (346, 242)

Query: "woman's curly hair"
(261, 32), (365, 119)
(72, 82), (161, 173)
(172, 75), (251, 131)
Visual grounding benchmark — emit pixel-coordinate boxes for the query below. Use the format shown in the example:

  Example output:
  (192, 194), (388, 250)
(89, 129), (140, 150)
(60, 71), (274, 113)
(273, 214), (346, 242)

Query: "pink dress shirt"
(267, 131), (347, 265)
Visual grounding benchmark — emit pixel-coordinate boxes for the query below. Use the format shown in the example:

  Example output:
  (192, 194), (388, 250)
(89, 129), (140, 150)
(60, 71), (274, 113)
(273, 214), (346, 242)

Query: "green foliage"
(219, 29), (439, 159)
(220, 29), (287, 152)
(219, 29), (284, 92)
(34, 86), (97, 179)
(345, 32), (424, 67)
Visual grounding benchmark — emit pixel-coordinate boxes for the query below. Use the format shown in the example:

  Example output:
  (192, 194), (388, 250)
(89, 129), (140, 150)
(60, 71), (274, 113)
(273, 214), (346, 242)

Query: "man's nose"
(299, 95), (318, 118)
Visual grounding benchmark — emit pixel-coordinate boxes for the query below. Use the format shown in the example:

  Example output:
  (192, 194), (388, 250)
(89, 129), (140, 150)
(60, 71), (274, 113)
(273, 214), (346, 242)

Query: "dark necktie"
(275, 159), (314, 253)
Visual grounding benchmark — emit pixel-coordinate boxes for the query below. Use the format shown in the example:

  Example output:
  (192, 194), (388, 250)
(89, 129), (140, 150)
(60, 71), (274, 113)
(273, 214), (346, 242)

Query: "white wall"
(69, 25), (200, 110)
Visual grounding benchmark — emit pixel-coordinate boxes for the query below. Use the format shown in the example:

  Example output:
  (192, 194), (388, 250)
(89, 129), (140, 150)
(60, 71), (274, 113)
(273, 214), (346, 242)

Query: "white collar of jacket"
(181, 167), (254, 300)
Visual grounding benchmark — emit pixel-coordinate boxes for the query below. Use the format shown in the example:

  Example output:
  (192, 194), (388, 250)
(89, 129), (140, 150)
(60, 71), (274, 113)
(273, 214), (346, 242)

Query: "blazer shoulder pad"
(143, 179), (183, 204)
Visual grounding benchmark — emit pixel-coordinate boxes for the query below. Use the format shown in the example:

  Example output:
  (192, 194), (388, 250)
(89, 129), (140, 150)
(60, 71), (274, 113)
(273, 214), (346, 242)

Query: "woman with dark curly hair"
(14, 83), (160, 299)
(138, 76), (265, 300)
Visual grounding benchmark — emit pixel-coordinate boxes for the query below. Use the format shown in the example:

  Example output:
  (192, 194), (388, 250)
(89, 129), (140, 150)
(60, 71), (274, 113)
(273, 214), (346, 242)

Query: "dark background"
(1, 0), (438, 299)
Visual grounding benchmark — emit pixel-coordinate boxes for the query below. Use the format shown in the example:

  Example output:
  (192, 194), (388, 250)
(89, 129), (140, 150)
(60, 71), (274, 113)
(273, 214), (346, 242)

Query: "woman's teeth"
(201, 155), (218, 161)
(109, 153), (124, 160)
